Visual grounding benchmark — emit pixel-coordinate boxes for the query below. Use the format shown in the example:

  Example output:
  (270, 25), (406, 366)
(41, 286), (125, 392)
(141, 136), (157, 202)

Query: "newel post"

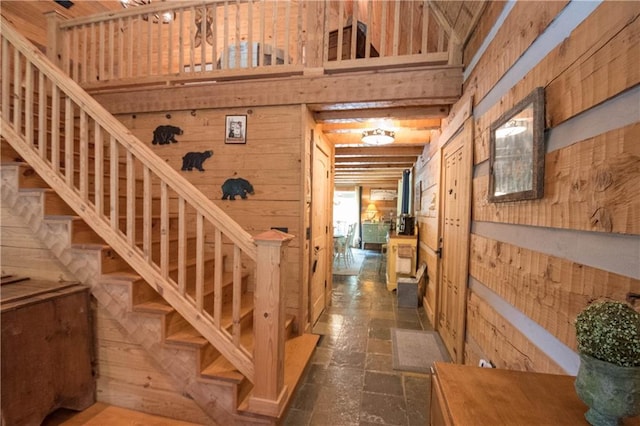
(44, 11), (66, 67)
(249, 229), (294, 417)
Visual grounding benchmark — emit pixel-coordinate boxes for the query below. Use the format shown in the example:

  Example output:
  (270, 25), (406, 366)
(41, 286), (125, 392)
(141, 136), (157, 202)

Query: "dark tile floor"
(284, 251), (438, 426)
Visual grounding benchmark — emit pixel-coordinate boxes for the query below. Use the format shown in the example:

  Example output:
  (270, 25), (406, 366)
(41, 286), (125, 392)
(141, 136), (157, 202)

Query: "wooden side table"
(431, 362), (640, 426)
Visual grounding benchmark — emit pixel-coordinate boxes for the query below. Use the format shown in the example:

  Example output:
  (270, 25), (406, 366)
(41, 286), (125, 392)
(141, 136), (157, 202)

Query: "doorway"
(437, 117), (473, 363)
(310, 141), (331, 326)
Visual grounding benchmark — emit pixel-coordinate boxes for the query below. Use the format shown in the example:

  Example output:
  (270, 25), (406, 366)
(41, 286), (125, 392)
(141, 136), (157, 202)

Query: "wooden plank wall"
(416, 1), (639, 374)
(0, 200), (209, 422)
(0, 201), (76, 281)
(360, 183), (397, 223)
(462, 1), (640, 374)
(115, 104), (305, 328)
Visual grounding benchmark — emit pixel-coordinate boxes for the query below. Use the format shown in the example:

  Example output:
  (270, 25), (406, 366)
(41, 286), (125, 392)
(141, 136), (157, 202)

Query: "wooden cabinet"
(361, 223), (389, 249)
(328, 21), (380, 61)
(386, 233), (417, 291)
(430, 362), (640, 426)
(1, 279), (95, 425)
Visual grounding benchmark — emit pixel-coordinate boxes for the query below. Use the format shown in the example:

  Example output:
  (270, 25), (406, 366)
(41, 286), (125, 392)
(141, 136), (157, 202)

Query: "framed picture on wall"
(489, 87), (545, 202)
(415, 180), (422, 214)
(370, 188), (397, 201)
(225, 115), (247, 144)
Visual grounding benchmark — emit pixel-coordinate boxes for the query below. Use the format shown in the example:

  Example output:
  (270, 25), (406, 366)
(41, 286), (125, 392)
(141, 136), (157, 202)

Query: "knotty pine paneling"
(469, 234), (639, 353)
(0, 205), (76, 281)
(466, 290), (566, 375)
(474, 123), (640, 235)
(95, 306), (211, 424)
(115, 103), (305, 327)
(474, 2), (640, 164)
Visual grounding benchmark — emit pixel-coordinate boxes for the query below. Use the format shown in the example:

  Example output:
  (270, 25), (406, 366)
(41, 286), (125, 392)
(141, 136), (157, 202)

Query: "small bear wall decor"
(152, 125), (183, 145)
(222, 177), (254, 200)
(181, 150), (213, 171)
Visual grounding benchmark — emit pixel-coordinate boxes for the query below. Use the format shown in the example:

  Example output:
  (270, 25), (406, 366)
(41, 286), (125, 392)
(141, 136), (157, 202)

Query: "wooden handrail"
(0, 17), (281, 389)
(2, 19), (255, 257)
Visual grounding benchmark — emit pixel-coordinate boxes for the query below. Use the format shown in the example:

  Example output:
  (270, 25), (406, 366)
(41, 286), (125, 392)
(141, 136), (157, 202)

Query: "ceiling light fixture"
(362, 128), (395, 146)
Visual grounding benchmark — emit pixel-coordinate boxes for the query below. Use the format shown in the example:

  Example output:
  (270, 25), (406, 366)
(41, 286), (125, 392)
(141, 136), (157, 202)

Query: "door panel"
(310, 143), (330, 325)
(438, 118), (473, 363)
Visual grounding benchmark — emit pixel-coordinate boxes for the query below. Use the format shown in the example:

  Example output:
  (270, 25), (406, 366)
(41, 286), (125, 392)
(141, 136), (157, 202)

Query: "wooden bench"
(396, 263), (427, 308)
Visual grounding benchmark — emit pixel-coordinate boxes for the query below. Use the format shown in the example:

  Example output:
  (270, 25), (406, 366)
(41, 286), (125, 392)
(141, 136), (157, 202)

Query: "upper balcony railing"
(46, 0), (453, 90)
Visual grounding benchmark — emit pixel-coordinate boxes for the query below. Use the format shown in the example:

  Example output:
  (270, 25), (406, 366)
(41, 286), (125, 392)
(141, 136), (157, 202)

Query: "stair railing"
(44, 0), (455, 91)
(0, 17), (292, 416)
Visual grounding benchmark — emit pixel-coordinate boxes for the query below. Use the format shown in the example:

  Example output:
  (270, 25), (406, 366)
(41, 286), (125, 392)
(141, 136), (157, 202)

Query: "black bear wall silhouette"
(222, 178), (254, 200)
(152, 125), (183, 145)
(181, 150), (213, 171)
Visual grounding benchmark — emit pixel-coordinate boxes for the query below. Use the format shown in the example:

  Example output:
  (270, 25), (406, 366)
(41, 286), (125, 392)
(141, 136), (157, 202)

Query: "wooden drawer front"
(430, 372), (453, 426)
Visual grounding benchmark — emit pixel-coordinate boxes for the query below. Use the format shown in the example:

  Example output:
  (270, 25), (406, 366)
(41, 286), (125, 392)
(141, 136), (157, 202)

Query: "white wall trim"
(469, 277), (580, 375)
(463, 0), (516, 82)
(547, 84), (640, 152)
(473, 221), (640, 280)
(474, 0), (602, 117)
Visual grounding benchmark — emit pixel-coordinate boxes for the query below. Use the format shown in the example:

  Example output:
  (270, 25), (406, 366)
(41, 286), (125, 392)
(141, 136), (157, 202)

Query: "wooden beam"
(321, 119), (442, 132)
(93, 66), (463, 114)
(335, 156), (418, 164)
(336, 145), (425, 157)
(335, 164), (413, 170)
(313, 106), (450, 122)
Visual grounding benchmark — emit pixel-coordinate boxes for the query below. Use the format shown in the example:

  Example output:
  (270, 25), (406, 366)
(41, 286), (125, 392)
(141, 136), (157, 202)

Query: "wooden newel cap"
(254, 229), (295, 243)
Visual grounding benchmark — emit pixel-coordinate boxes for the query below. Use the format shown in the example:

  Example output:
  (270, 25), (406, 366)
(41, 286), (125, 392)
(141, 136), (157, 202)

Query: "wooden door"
(310, 141), (330, 325)
(437, 118), (473, 363)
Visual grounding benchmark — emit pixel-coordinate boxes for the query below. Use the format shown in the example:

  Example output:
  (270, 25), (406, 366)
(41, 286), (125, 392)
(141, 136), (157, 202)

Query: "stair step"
(11, 164), (148, 197)
(45, 214), (180, 245)
(200, 314), (295, 384)
(165, 292), (255, 348)
(238, 333), (320, 418)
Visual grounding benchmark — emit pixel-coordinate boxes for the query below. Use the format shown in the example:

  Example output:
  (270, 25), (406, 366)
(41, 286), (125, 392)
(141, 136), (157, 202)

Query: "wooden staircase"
(0, 17), (317, 425)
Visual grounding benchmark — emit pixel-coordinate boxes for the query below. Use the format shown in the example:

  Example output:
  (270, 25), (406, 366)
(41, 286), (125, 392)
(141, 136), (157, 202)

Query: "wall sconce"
(362, 128), (395, 146)
(366, 203), (378, 221)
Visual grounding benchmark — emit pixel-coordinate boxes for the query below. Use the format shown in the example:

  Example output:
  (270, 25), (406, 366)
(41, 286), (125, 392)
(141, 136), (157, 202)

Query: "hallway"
(284, 251), (441, 425)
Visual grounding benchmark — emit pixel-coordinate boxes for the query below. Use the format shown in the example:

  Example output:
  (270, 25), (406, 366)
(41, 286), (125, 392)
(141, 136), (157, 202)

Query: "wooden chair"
(378, 243), (388, 273)
(345, 223), (356, 264)
(333, 235), (349, 268)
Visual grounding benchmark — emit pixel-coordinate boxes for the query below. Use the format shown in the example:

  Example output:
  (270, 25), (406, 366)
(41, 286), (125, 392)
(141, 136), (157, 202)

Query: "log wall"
(418, 1), (640, 375)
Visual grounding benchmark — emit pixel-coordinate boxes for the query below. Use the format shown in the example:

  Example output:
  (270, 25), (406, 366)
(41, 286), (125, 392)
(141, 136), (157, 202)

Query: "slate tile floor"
(284, 251), (435, 426)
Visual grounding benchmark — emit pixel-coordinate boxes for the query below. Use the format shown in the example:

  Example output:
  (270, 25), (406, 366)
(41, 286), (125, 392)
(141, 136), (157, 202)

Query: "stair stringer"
(0, 164), (272, 426)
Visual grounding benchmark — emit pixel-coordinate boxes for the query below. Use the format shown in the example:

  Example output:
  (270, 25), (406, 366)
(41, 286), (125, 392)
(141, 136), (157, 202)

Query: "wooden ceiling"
(1, 0), (487, 188)
(316, 0), (488, 187)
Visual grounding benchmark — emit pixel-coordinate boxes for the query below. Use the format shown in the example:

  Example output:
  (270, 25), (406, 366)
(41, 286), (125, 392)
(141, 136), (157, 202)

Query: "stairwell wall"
(115, 104), (305, 325)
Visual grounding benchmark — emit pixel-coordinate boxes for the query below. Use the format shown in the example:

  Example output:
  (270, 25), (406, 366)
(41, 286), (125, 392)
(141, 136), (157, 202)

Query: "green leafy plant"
(576, 300), (640, 367)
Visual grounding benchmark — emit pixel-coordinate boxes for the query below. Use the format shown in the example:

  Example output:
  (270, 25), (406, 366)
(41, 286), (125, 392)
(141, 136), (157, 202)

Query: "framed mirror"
(489, 87), (545, 203)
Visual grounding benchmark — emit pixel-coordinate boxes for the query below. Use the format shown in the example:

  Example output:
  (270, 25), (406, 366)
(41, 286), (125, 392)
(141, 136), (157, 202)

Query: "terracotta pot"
(575, 353), (640, 426)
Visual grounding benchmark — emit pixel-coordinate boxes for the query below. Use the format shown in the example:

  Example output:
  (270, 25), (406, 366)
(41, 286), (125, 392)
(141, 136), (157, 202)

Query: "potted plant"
(574, 299), (640, 426)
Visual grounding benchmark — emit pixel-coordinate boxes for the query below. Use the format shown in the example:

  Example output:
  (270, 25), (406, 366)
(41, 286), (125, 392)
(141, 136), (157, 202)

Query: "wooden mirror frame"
(489, 87), (545, 203)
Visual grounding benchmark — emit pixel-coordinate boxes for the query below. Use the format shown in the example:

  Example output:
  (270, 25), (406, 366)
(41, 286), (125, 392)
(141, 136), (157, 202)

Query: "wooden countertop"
(433, 362), (640, 425)
(388, 232), (416, 239)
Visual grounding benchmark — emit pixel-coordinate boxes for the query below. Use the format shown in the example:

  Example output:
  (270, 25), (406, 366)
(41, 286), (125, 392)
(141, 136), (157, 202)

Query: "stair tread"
(238, 333), (320, 417)
(165, 292), (255, 347)
(200, 314), (295, 383)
